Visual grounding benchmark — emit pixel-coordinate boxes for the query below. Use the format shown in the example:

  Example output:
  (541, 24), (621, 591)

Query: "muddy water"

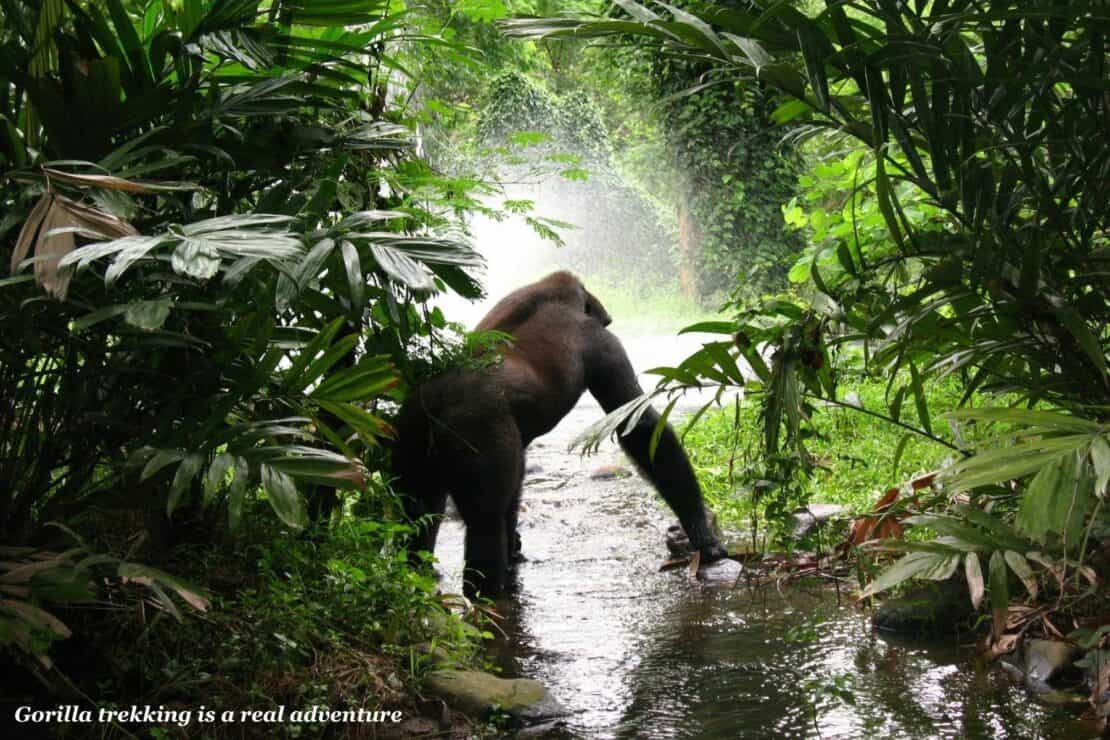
(432, 335), (1093, 739)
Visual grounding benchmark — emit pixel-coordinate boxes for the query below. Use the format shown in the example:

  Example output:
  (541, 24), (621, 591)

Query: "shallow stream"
(433, 335), (1093, 739)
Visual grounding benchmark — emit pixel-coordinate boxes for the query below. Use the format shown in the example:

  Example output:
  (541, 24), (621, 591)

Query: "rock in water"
(665, 510), (723, 557)
(790, 503), (848, 540)
(1023, 639), (1081, 688)
(697, 557), (743, 585)
(589, 463), (629, 480)
(872, 577), (977, 635)
(424, 669), (566, 722)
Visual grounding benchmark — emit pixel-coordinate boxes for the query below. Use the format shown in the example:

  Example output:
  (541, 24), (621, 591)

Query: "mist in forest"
(435, 164), (681, 329)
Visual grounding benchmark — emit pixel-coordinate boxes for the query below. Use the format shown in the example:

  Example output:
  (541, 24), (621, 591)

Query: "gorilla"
(393, 271), (727, 598)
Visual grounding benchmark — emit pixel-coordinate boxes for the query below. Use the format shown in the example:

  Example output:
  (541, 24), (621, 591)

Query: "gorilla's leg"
(451, 425), (523, 599)
(506, 455), (526, 565)
(461, 520), (508, 598)
(587, 330), (727, 562)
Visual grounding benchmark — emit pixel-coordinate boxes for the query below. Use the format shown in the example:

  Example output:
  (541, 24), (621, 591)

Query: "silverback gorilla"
(393, 271), (727, 597)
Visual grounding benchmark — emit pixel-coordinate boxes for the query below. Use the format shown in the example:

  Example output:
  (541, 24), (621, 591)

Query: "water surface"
(432, 336), (1093, 739)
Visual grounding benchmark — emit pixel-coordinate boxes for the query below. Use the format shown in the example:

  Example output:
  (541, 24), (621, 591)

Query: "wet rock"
(697, 557), (743, 585)
(790, 503), (848, 540)
(872, 577), (977, 635)
(1024, 639), (1081, 688)
(589, 463), (630, 480)
(423, 669), (566, 722)
(525, 462), (543, 475)
(665, 511), (722, 557)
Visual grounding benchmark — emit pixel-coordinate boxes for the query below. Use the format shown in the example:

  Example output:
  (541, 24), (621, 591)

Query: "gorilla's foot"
(698, 542), (730, 563)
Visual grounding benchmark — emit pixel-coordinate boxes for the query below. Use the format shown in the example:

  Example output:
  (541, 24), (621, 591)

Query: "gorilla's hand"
(698, 541), (729, 563)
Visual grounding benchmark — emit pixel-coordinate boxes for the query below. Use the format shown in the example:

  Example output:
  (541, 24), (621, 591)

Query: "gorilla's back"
(395, 272), (597, 482)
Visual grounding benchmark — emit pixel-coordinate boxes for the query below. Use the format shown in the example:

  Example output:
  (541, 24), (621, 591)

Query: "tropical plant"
(0, 0), (487, 670)
(506, 0), (1110, 618)
(0, 523), (210, 674)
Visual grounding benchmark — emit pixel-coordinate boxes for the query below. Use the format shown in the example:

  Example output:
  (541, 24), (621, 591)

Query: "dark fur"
(394, 271), (726, 597)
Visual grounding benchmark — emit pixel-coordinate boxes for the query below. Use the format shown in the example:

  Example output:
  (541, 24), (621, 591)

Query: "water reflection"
(430, 338), (1090, 739)
(485, 579), (1093, 739)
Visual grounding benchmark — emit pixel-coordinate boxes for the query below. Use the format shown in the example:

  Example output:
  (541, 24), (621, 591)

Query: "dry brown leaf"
(658, 557), (692, 572)
(57, 197), (139, 240)
(42, 167), (157, 193)
(981, 632), (1020, 660)
(330, 463), (368, 489)
(11, 192), (137, 299)
(10, 192), (52, 274)
(848, 472), (937, 546)
(687, 550), (701, 582)
(34, 200), (77, 299)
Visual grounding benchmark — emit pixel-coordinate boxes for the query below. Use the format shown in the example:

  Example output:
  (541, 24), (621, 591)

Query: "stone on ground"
(424, 669), (566, 722)
(790, 503), (848, 540)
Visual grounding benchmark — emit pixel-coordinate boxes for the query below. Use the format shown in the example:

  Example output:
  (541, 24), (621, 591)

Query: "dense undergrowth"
(8, 503), (489, 739)
(685, 377), (963, 535)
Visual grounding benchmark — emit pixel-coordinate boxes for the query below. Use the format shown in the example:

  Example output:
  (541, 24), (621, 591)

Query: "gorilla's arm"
(586, 330), (726, 559)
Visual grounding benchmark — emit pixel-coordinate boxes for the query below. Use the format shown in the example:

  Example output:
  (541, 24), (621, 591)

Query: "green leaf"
(1015, 452), (1093, 547)
(1092, 437), (1110, 498)
(1003, 551), (1038, 601)
(649, 398), (679, 460)
(950, 505), (1029, 551)
(141, 449), (185, 482)
(908, 363), (932, 436)
(227, 457), (249, 532)
(859, 551), (960, 598)
(902, 514), (996, 551)
(310, 357), (398, 403)
(123, 298), (172, 330)
(171, 237), (221, 279)
(1055, 307), (1108, 382)
(202, 453), (235, 506)
(678, 321), (736, 335)
(368, 242), (435, 292)
(260, 464), (307, 530)
(287, 334), (359, 395)
(946, 408), (1103, 433)
(282, 316), (347, 393)
(988, 550), (1009, 639)
(29, 567), (95, 603)
(117, 563), (210, 612)
(340, 239), (365, 311)
(943, 434), (1095, 491)
(167, 454), (203, 517)
(315, 400), (392, 446)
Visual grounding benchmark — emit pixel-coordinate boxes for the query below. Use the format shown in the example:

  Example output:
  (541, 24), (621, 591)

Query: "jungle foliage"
(0, 0), (486, 675)
(412, 0), (802, 300)
(507, 0), (1110, 638)
(651, 0), (803, 302)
